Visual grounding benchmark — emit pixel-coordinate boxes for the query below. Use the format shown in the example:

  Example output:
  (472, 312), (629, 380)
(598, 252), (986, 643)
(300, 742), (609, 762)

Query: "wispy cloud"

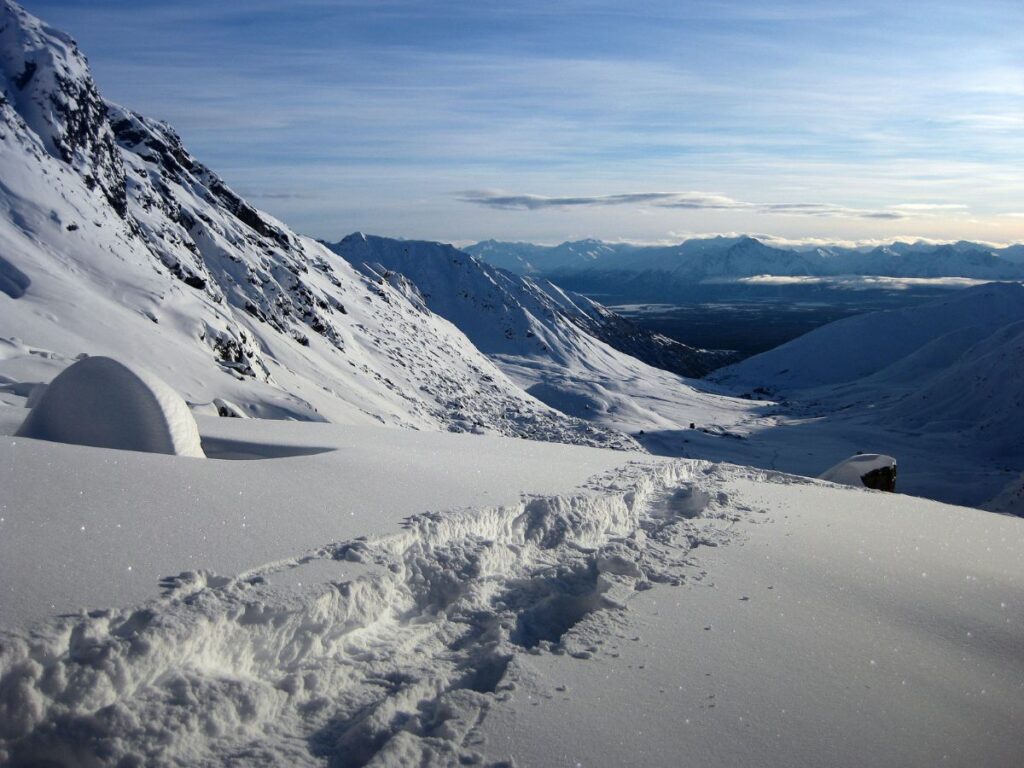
(459, 190), (908, 220)
(887, 203), (969, 212)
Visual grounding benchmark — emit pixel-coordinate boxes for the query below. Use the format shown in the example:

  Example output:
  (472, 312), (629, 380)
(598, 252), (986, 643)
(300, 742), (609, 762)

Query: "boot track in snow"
(0, 460), (773, 766)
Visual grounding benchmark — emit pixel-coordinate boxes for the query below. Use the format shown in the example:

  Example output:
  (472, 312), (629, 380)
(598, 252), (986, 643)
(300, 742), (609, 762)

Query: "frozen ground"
(1, 417), (1022, 766)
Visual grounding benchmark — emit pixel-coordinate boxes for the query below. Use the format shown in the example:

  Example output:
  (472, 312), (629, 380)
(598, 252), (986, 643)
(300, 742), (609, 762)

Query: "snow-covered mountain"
(0, 0), (633, 449)
(465, 238), (630, 274)
(327, 233), (734, 379)
(820, 242), (1024, 280)
(711, 282), (1024, 391)
(471, 236), (1024, 283)
(325, 233), (750, 438)
(702, 283), (1024, 502)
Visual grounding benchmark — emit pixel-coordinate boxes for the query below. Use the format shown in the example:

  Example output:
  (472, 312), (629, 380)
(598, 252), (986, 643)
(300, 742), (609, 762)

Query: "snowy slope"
(692, 283), (1024, 508)
(0, 0), (628, 449)
(327, 233), (751, 437)
(712, 282), (1024, 390)
(1, 421), (1021, 766)
(480, 474), (1024, 768)
(887, 319), (1024, 455)
(328, 233), (732, 378)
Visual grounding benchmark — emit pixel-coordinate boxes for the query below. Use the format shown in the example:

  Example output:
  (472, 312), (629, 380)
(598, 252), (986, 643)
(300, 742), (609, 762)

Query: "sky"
(24, 0), (1024, 245)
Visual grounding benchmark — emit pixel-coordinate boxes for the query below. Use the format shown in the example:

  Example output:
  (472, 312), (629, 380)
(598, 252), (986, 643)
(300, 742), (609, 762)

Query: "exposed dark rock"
(862, 466), (897, 492)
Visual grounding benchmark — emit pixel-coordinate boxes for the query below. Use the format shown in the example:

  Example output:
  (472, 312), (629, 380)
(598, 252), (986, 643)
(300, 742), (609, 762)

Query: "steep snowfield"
(1, 422), (1021, 766)
(328, 233), (751, 437)
(328, 233), (732, 378)
(0, 0), (628, 449)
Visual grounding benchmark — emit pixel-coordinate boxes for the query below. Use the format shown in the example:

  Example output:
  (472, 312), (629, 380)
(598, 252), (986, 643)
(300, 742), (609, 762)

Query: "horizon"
(23, 0), (1024, 245)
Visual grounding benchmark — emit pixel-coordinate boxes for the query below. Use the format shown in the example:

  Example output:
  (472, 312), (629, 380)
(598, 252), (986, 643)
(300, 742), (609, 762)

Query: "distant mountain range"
(466, 236), (1024, 283)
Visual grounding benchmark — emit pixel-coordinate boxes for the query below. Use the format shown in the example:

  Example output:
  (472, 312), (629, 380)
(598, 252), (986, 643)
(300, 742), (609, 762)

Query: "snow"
(690, 283), (1024, 508)
(2, 436), (1021, 766)
(0, 15), (626, 450)
(470, 236), (1024, 282)
(328, 233), (755, 440)
(480, 476), (1024, 768)
(15, 355), (205, 457)
(713, 282), (1024, 390)
(0, 416), (638, 628)
(329, 232), (728, 378)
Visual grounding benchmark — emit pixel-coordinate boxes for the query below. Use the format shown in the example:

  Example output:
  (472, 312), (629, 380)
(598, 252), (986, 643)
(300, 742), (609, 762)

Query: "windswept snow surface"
(480, 477), (1024, 768)
(0, 417), (637, 627)
(1, 425), (1022, 767)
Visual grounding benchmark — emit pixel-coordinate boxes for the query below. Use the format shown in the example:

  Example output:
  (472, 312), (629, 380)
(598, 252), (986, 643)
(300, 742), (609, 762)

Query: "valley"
(604, 279), (976, 355)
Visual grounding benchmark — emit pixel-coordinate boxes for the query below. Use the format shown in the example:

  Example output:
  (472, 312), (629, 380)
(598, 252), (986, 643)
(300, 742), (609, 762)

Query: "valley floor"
(1, 416), (1021, 766)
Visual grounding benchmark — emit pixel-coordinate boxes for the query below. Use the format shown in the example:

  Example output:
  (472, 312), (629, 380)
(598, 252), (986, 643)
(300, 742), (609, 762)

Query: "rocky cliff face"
(0, 1), (125, 214)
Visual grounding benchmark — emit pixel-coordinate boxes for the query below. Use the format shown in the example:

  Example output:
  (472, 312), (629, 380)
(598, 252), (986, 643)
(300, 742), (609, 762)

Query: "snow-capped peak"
(0, 0), (126, 215)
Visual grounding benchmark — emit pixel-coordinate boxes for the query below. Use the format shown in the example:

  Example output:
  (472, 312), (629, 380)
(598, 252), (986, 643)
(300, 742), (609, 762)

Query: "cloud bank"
(459, 191), (912, 220)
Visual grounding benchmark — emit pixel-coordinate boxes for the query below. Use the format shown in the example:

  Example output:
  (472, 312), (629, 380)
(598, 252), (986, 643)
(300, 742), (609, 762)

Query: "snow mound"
(819, 453), (896, 491)
(15, 356), (205, 457)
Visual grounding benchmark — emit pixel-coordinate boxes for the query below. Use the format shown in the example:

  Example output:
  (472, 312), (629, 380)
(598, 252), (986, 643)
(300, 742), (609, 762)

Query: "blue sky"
(26, 0), (1024, 244)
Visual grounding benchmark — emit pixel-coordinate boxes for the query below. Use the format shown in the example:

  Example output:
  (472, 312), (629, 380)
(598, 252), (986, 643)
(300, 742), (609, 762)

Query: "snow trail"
(0, 459), (758, 766)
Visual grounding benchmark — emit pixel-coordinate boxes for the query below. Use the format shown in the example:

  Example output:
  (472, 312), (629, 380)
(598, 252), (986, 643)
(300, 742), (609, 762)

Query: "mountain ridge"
(466, 236), (1024, 281)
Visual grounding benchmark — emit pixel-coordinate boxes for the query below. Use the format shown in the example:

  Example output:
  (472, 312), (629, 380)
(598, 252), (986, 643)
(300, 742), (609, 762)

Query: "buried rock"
(819, 453), (897, 492)
(16, 356), (205, 457)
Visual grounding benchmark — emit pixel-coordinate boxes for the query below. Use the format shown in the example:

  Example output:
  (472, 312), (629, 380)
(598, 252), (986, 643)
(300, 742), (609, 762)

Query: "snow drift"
(15, 355), (205, 457)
